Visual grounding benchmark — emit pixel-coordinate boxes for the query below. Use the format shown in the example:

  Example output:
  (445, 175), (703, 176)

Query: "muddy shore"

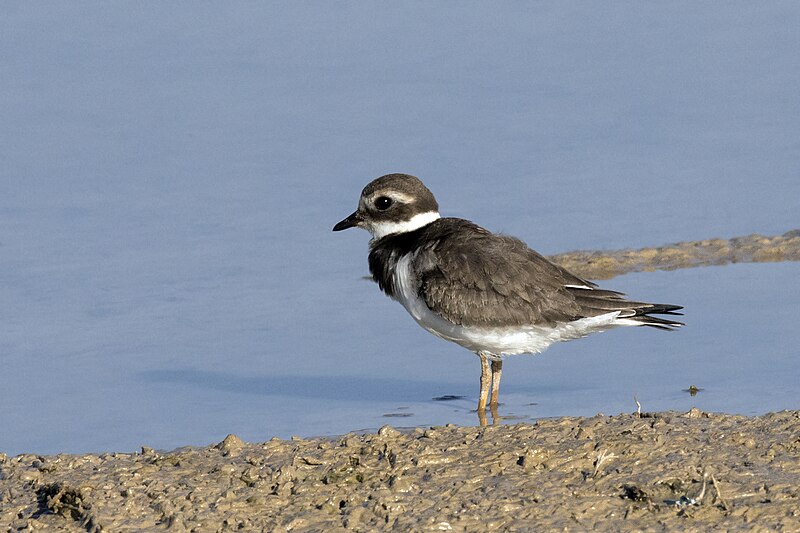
(3, 409), (799, 531)
(548, 229), (800, 280)
(3, 231), (799, 531)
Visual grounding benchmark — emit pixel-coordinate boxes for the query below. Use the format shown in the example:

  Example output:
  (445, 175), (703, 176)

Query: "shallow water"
(1, 3), (799, 455)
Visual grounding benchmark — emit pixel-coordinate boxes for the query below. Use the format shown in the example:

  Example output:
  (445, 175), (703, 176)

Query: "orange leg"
(477, 352), (491, 413)
(490, 359), (503, 408)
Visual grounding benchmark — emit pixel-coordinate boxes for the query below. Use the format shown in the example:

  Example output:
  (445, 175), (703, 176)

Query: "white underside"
(393, 253), (630, 358)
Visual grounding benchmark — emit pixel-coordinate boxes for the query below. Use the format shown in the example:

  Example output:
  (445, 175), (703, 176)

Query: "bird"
(333, 173), (683, 414)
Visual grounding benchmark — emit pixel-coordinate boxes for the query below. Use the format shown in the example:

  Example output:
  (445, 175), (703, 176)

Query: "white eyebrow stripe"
(367, 190), (416, 203)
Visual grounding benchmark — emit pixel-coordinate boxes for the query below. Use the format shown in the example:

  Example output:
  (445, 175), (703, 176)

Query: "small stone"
(378, 425), (401, 438)
(422, 428), (440, 439)
(684, 407), (705, 418)
(246, 495), (267, 506)
(345, 505), (367, 526)
(389, 475), (414, 493)
(216, 434), (245, 456)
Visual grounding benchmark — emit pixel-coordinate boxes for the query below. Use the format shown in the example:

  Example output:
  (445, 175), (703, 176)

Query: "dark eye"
(374, 196), (393, 211)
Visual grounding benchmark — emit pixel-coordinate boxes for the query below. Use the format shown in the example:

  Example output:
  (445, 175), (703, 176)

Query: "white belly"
(392, 254), (623, 357)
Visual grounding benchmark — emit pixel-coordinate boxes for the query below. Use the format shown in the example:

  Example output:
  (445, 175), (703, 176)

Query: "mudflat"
(3, 409), (798, 531)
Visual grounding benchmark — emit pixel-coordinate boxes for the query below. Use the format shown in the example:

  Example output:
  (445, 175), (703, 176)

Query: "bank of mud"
(3, 410), (799, 531)
(549, 230), (800, 280)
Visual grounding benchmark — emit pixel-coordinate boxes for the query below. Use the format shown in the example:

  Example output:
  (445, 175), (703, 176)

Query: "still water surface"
(1, 3), (799, 455)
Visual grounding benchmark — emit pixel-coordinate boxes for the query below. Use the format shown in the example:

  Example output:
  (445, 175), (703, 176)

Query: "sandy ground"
(2, 409), (799, 532)
(3, 231), (799, 531)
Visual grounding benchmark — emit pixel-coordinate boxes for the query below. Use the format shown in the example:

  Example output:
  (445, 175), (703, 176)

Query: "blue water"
(1, 2), (799, 455)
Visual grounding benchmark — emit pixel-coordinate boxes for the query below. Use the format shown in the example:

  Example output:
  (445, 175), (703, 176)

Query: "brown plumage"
(335, 173), (683, 414)
(369, 218), (683, 329)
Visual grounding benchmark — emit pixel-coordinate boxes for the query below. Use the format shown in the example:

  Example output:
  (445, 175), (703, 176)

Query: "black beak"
(333, 211), (361, 231)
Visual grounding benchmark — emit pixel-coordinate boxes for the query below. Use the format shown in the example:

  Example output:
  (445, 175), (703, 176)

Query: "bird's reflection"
(477, 404), (501, 427)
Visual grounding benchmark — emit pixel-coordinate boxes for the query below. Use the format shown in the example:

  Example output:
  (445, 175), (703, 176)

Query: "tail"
(567, 286), (684, 330)
(622, 303), (684, 330)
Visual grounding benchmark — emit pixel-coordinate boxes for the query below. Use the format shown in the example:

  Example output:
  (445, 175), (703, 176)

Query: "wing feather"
(416, 222), (586, 327)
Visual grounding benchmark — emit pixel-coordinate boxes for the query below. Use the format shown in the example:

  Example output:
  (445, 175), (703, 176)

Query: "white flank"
(392, 253), (631, 357)
(369, 211), (440, 240)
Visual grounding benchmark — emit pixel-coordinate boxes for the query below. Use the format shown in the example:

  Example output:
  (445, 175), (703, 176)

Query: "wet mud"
(549, 230), (800, 280)
(2, 410), (799, 531)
